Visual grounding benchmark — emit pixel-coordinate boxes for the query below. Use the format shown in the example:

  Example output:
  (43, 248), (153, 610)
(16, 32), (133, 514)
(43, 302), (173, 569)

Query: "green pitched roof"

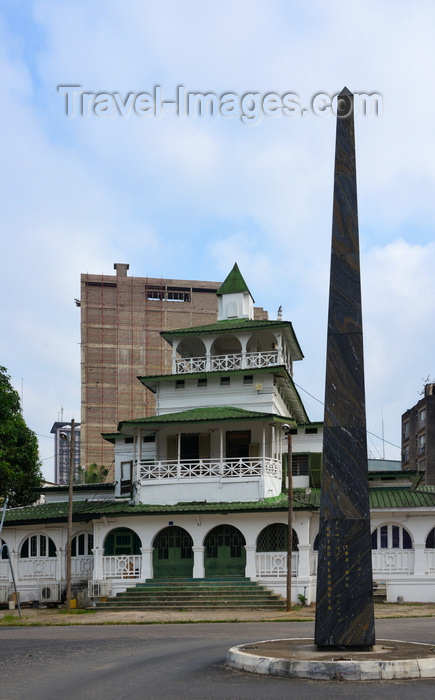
(369, 488), (435, 509)
(2, 492), (311, 525)
(118, 406), (294, 430)
(161, 317), (295, 336)
(217, 263), (252, 297)
(3, 486), (435, 527)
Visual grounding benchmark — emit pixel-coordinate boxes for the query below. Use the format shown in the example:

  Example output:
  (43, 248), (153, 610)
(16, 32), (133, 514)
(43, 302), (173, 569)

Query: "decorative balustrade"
(71, 557), (94, 579)
(175, 350), (290, 374)
(255, 552), (299, 578)
(135, 457), (281, 482)
(0, 561), (9, 581)
(175, 356), (207, 373)
(311, 549), (419, 576)
(103, 555), (142, 580)
(18, 557), (57, 580)
(425, 550), (435, 574)
(211, 353), (243, 371)
(245, 350), (279, 369)
(371, 549), (414, 574)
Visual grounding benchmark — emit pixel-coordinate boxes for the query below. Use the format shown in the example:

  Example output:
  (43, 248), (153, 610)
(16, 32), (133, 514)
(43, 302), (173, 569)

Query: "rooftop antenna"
(420, 375), (431, 396)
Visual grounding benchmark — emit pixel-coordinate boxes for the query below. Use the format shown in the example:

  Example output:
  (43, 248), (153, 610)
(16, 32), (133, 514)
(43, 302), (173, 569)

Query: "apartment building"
(402, 382), (435, 484)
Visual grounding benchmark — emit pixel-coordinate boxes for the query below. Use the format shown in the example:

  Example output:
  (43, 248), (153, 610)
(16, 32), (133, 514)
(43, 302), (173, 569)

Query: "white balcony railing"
(175, 350), (290, 375)
(135, 457), (281, 482)
(175, 356), (207, 373)
(103, 555), (141, 580)
(310, 549), (416, 576)
(0, 560), (9, 581)
(256, 551), (299, 578)
(18, 558), (57, 580)
(71, 557), (94, 579)
(425, 550), (435, 573)
(211, 353), (243, 371)
(372, 549), (414, 575)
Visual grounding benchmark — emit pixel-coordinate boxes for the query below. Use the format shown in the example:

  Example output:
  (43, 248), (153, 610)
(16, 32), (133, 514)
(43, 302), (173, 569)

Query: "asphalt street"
(1, 619), (435, 699)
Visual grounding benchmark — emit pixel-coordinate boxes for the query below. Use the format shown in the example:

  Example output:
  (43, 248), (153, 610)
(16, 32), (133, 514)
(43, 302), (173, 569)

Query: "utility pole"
(284, 425), (293, 612)
(64, 419), (75, 610)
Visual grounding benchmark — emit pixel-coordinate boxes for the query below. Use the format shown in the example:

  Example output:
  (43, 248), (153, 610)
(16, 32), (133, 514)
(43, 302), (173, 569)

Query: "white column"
(245, 544), (257, 579)
(277, 333), (283, 364)
(240, 335), (248, 369)
(413, 542), (426, 576)
(297, 544), (311, 578)
(140, 546), (153, 580)
(192, 546), (205, 578)
(92, 547), (104, 580)
(10, 550), (19, 584)
(58, 548), (65, 582)
(204, 338), (213, 372)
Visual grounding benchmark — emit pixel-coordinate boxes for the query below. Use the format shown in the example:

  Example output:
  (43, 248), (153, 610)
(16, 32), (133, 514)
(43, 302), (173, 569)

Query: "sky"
(2, 1), (435, 480)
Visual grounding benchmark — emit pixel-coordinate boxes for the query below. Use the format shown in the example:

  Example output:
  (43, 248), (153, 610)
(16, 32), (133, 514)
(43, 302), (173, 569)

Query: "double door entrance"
(152, 525), (246, 578)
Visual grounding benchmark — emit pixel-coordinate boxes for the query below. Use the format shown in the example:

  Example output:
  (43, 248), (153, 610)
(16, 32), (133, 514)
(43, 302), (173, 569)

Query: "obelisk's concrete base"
(226, 638), (435, 680)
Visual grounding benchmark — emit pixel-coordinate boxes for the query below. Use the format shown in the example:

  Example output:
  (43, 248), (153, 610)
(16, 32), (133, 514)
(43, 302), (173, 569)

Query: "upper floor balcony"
(134, 456), (282, 482)
(174, 349), (291, 375)
(166, 326), (297, 378)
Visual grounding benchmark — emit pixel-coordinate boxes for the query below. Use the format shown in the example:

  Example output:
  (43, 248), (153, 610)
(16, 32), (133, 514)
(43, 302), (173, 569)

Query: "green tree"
(76, 462), (109, 484)
(0, 366), (43, 506)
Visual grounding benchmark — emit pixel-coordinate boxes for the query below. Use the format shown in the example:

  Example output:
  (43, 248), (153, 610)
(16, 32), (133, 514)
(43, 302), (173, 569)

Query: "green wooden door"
(204, 525), (246, 577)
(153, 526), (193, 578)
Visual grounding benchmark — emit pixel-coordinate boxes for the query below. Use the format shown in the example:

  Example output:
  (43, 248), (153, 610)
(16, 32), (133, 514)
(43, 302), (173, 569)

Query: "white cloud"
(2, 1), (435, 477)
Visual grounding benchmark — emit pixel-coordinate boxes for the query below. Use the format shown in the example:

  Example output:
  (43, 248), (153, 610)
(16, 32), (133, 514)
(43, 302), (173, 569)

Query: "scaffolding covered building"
(80, 263), (224, 474)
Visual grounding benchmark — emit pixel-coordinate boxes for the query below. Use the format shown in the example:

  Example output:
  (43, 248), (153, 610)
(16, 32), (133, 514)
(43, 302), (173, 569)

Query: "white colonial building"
(2, 265), (435, 607)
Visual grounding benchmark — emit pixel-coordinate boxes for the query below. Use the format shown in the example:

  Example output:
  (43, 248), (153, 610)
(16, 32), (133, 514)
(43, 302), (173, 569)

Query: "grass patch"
(55, 608), (98, 615)
(0, 614), (18, 624)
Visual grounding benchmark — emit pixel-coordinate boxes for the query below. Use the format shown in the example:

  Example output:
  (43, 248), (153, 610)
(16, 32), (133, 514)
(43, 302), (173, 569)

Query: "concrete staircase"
(95, 577), (285, 611)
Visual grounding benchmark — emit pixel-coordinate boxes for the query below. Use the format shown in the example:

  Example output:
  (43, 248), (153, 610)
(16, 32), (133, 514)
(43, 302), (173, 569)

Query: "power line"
(294, 381), (402, 452)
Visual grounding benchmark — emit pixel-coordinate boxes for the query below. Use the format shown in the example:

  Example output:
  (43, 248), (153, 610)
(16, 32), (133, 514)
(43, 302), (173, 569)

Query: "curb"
(226, 638), (435, 681)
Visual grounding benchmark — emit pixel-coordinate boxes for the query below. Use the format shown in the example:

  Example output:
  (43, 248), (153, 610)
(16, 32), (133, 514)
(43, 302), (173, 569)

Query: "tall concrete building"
(402, 382), (435, 485)
(80, 263), (229, 473)
(50, 421), (81, 484)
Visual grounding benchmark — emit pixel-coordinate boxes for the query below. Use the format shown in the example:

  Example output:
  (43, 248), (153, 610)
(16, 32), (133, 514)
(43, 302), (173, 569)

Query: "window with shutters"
(226, 430), (251, 458)
(167, 433), (211, 460)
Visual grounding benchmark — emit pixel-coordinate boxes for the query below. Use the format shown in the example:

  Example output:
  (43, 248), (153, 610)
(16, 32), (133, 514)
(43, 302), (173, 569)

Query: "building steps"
(95, 577), (285, 610)
(373, 580), (387, 602)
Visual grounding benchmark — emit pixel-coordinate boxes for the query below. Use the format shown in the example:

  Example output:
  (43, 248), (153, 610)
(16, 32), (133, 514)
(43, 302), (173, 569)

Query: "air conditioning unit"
(40, 583), (61, 603)
(88, 580), (111, 597)
(0, 584), (9, 604)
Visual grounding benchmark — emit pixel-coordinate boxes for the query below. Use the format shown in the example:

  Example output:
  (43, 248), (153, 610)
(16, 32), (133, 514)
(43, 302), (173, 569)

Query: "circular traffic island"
(226, 638), (435, 681)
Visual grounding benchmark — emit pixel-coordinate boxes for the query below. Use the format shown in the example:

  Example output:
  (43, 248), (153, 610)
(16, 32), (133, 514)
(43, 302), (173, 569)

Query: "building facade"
(80, 263), (269, 473)
(402, 383), (435, 484)
(2, 266), (435, 607)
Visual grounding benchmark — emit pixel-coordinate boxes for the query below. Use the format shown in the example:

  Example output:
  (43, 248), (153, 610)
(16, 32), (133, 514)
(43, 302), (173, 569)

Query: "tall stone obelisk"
(314, 88), (375, 650)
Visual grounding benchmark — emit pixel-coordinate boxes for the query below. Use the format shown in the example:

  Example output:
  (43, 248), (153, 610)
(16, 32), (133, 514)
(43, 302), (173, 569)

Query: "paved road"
(1, 619), (435, 699)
